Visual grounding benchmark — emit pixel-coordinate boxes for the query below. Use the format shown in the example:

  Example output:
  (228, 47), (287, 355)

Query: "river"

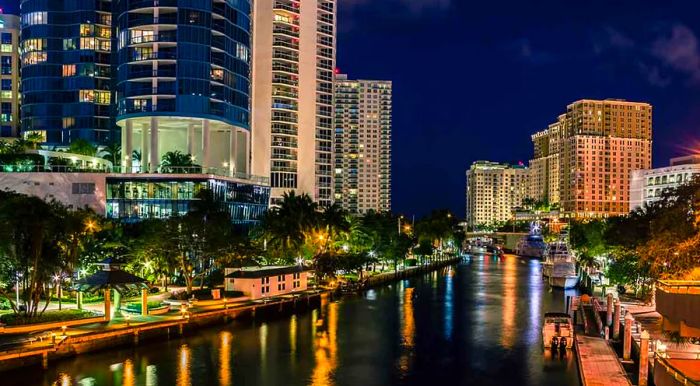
(10, 254), (580, 386)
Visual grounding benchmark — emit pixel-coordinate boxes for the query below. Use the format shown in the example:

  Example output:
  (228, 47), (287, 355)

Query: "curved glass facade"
(114, 0), (252, 174)
(19, 0), (115, 146)
(114, 0), (251, 127)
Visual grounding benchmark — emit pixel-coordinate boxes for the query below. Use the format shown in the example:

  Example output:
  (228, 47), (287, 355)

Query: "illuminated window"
(22, 38), (46, 52)
(96, 26), (111, 39)
(211, 69), (224, 81)
(22, 52), (46, 65)
(98, 40), (111, 52)
(80, 24), (94, 37)
(62, 117), (75, 129)
(79, 90), (94, 103)
(0, 91), (11, 99)
(95, 90), (110, 105)
(63, 39), (77, 50)
(1, 45), (11, 53)
(80, 38), (96, 50)
(21, 12), (47, 26)
(62, 64), (76, 77)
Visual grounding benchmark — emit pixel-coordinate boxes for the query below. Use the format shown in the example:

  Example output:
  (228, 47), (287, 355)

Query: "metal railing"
(655, 356), (700, 386)
(0, 164), (270, 185)
(657, 280), (700, 294)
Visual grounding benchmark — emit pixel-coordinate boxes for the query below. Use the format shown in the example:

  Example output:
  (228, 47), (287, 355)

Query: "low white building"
(630, 155), (700, 210)
(224, 266), (309, 300)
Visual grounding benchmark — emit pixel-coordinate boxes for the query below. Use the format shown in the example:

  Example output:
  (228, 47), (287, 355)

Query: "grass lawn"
(0, 309), (99, 326)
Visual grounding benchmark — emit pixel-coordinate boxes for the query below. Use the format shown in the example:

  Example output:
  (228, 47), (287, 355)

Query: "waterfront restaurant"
(224, 266), (309, 300)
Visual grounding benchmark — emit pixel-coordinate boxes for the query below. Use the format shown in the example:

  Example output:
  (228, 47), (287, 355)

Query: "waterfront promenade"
(0, 257), (461, 372)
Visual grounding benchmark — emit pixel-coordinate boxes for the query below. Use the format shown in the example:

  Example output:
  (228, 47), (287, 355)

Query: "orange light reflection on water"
(398, 287), (415, 375)
(310, 302), (338, 386)
(177, 344), (191, 386)
(501, 255), (517, 348)
(219, 331), (232, 386)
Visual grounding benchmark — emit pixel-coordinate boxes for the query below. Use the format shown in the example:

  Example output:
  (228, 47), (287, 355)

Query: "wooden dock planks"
(575, 335), (632, 386)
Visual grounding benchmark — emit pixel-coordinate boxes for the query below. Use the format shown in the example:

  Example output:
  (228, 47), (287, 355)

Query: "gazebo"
(76, 258), (148, 321)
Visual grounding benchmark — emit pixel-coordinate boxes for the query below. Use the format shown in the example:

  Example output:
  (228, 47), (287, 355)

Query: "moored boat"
(542, 312), (574, 350)
(544, 242), (579, 289)
(515, 223), (546, 258)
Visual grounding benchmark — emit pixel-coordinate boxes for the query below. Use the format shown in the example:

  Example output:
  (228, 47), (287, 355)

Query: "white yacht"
(543, 242), (578, 289)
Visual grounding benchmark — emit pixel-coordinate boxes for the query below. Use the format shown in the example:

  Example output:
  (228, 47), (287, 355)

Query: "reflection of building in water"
(311, 302), (338, 385)
(177, 344), (191, 386)
(399, 287), (415, 374)
(501, 256), (517, 348)
(123, 359), (135, 386)
(219, 331), (232, 386)
(444, 268), (454, 340)
(290, 315), (298, 358)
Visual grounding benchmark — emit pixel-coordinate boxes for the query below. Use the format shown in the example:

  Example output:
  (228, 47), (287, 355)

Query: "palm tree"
(100, 141), (121, 167)
(160, 151), (198, 173)
(25, 132), (44, 150)
(258, 192), (319, 261)
(68, 139), (97, 156)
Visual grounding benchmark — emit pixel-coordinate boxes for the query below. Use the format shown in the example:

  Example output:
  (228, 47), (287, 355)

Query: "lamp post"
(15, 272), (22, 309)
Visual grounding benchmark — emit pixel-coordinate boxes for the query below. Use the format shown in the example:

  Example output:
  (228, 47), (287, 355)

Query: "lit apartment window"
(22, 12), (48, 26)
(62, 64), (76, 77)
(95, 91), (111, 105)
(21, 52), (46, 66)
(79, 90), (94, 103)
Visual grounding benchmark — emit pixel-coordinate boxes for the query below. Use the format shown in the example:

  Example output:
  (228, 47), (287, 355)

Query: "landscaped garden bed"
(0, 309), (100, 327)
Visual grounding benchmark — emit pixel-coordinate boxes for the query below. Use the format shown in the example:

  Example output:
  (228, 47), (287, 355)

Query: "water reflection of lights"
(398, 287), (415, 375)
(53, 373), (71, 386)
(77, 377), (96, 386)
(366, 289), (377, 300)
(311, 302), (338, 385)
(123, 359), (135, 386)
(501, 255), (517, 348)
(444, 272), (454, 340)
(145, 365), (157, 386)
(219, 331), (232, 386)
(528, 259), (542, 345)
(177, 344), (191, 386)
(259, 322), (268, 367)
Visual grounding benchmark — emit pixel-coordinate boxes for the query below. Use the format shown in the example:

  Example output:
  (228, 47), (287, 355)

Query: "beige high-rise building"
(465, 161), (530, 228)
(251, 0), (336, 206)
(334, 74), (392, 214)
(529, 99), (652, 218)
(0, 13), (20, 138)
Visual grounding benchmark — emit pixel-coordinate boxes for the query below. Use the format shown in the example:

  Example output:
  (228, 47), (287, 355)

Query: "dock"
(575, 335), (632, 386)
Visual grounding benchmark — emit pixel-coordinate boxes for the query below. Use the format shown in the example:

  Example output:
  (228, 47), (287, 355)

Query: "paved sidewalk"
(576, 335), (632, 386)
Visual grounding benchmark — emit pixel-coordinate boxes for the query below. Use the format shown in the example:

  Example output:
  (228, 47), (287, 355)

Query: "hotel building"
(250, 0), (337, 206)
(465, 161), (530, 228)
(0, 13), (19, 138)
(334, 74), (392, 214)
(629, 155), (700, 210)
(529, 99), (652, 217)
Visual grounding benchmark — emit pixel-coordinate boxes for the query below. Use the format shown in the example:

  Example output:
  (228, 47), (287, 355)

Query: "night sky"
(3, 0), (700, 217)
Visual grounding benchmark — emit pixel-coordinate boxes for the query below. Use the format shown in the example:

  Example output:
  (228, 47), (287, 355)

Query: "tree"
(160, 151), (199, 173)
(0, 192), (65, 318)
(256, 191), (319, 262)
(25, 132), (44, 150)
(68, 139), (97, 156)
(100, 141), (121, 168)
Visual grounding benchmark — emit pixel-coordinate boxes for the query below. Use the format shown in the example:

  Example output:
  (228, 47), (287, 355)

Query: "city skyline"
(3, 1), (700, 217)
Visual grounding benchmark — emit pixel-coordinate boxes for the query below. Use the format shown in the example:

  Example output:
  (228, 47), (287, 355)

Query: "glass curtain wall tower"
(20, 0), (115, 146)
(0, 13), (20, 138)
(251, 0), (336, 206)
(115, 0), (252, 174)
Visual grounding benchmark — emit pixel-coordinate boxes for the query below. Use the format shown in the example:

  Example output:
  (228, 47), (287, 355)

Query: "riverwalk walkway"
(575, 335), (632, 386)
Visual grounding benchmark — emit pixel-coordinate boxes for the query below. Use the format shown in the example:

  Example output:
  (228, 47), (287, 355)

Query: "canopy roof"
(75, 269), (148, 293)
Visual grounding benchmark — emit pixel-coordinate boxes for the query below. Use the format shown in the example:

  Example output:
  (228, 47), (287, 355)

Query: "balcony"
(656, 281), (700, 337)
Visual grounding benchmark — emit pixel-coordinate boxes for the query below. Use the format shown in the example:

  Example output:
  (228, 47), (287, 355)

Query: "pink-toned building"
(224, 266), (309, 300)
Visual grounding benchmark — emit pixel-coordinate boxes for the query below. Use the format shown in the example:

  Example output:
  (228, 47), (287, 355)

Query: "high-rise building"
(0, 13), (20, 138)
(465, 161), (530, 228)
(114, 0), (252, 174)
(529, 99), (652, 217)
(250, 0), (337, 206)
(630, 155), (700, 210)
(20, 0), (115, 146)
(334, 74), (392, 214)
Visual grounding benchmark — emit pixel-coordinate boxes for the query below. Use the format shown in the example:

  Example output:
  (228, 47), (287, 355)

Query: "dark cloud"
(651, 23), (700, 83)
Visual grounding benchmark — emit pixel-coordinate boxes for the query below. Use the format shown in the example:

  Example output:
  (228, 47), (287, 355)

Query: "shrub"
(0, 309), (98, 326)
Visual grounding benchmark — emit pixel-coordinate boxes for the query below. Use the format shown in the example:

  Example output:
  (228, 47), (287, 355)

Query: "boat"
(542, 312), (574, 350)
(544, 242), (579, 289)
(515, 222), (546, 258)
(466, 237), (492, 255)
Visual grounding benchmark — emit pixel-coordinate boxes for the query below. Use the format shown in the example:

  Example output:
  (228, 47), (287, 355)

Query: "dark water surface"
(11, 254), (580, 386)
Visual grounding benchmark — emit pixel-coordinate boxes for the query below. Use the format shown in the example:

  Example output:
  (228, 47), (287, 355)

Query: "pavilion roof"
(75, 269), (148, 293)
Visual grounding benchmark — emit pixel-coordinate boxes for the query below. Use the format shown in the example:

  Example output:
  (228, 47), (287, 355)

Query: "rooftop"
(226, 265), (308, 279)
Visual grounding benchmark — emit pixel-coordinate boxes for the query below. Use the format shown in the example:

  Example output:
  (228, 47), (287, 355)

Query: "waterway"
(10, 254), (580, 386)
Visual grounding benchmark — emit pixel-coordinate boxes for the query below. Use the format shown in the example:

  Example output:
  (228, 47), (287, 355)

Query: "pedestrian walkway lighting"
(61, 325), (67, 336)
